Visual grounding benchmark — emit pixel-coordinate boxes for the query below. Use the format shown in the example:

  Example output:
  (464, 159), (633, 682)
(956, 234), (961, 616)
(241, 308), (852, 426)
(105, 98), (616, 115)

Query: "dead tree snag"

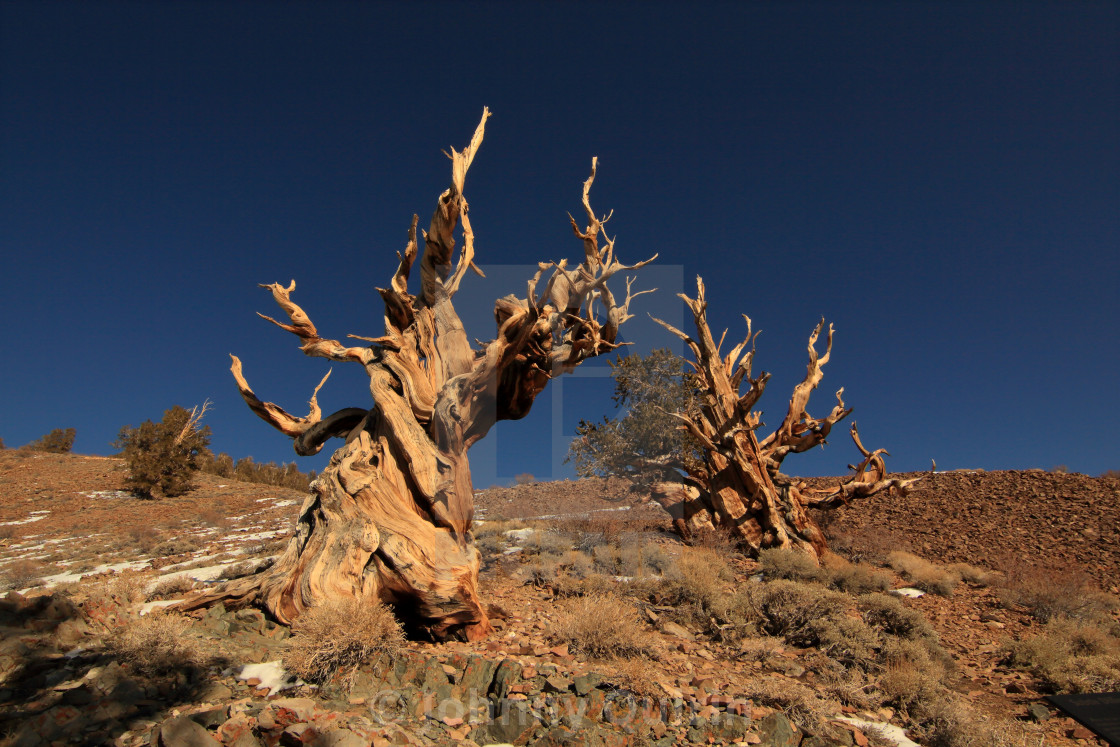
(650, 277), (920, 561)
(181, 109), (654, 639)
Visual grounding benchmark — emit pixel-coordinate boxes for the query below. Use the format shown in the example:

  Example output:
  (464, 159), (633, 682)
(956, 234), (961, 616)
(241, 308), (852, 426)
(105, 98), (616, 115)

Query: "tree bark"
(651, 278), (920, 561)
(179, 109), (654, 639)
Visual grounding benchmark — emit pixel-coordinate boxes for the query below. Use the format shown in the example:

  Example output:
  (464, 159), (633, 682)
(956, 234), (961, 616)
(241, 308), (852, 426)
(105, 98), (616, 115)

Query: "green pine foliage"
(115, 405), (212, 498)
(567, 348), (703, 486)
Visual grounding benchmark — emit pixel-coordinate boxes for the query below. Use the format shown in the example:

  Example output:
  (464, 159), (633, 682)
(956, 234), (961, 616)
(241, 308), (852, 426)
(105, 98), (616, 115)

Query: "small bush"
(284, 597), (404, 685)
(886, 551), (960, 596)
(659, 546), (730, 621)
(151, 536), (202, 556)
(859, 592), (939, 643)
(26, 428), (76, 453)
(555, 593), (660, 660)
(759, 547), (822, 582)
(741, 676), (834, 732)
(116, 404), (211, 498)
(219, 558), (273, 580)
(514, 472), (535, 485)
(0, 437), (5, 449)
(997, 561), (1117, 623)
(108, 611), (208, 676)
(946, 562), (997, 586)
(147, 575), (195, 600)
(0, 559), (47, 591)
(1004, 618), (1120, 693)
(824, 557), (892, 594)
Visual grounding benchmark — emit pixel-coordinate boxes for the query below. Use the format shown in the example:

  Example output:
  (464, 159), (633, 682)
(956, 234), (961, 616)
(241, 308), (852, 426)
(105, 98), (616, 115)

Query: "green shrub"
(26, 428), (76, 453)
(115, 404), (211, 498)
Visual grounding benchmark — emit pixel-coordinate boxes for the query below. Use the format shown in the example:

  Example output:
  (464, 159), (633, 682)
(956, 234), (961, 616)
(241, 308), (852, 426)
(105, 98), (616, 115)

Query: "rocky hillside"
(0, 451), (1116, 747)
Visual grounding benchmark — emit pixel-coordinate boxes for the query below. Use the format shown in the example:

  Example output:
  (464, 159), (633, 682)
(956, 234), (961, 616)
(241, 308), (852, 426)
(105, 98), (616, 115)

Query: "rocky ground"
(0, 450), (1117, 747)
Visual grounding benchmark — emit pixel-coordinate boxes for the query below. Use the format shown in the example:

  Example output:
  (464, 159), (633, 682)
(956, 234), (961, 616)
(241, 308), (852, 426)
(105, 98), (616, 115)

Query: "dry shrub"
(519, 555), (561, 587)
(197, 506), (232, 529)
(877, 638), (950, 713)
(737, 636), (786, 666)
(105, 569), (149, 605)
(1004, 618), (1120, 692)
(219, 557), (273, 580)
(759, 547), (822, 582)
(522, 529), (576, 558)
(859, 593), (939, 644)
(946, 562), (998, 586)
(108, 611), (208, 676)
(153, 536), (203, 557)
(822, 556), (891, 594)
(552, 571), (616, 598)
(129, 526), (161, 553)
(283, 597), (404, 685)
(908, 694), (1034, 747)
(602, 657), (663, 697)
(558, 549), (595, 578)
(741, 676), (835, 732)
(658, 546), (730, 623)
(996, 560), (1117, 623)
(886, 551), (960, 596)
(555, 593), (659, 660)
(146, 575), (195, 600)
(748, 580), (844, 643)
(0, 559), (47, 591)
(687, 525), (740, 559)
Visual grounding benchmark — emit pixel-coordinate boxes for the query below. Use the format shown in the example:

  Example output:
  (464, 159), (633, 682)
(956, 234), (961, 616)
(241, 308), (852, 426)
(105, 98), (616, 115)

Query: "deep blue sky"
(2, 1), (1117, 485)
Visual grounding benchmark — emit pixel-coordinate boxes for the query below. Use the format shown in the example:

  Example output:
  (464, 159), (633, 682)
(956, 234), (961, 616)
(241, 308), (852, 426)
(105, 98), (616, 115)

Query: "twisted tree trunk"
(180, 110), (654, 639)
(651, 278), (920, 560)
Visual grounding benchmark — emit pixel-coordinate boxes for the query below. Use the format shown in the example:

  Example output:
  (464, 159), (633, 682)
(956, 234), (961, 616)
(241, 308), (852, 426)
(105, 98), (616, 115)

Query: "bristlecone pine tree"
(642, 278), (921, 560)
(180, 110), (654, 640)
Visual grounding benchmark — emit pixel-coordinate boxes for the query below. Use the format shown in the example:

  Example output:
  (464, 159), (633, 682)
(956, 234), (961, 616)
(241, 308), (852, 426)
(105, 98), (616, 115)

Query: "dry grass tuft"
(283, 597), (404, 686)
(555, 593), (660, 660)
(886, 551), (960, 596)
(107, 611), (208, 676)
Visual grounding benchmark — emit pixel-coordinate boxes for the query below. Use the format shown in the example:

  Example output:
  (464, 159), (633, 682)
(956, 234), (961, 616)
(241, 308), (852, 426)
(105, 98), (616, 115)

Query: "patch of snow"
(139, 600), (179, 615)
(37, 560), (150, 588)
(517, 505), (633, 521)
(502, 547), (523, 555)
(836, 718), (919, 747)
(227, 529), (286, 543)
(0, 511), (50, 526)
(891, 587), (925, 598)
(80, 490), (132, 500)
(239, 660), (302, 695)
(271, 499), (298, 508)
(146, 562), (239, 591)
(504, 528), (537, 542)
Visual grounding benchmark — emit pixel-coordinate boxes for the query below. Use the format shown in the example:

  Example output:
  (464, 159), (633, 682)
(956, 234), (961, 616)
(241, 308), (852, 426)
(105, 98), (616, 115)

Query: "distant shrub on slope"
(115, 404), (211, 498)
(26, 428), (76, 453)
